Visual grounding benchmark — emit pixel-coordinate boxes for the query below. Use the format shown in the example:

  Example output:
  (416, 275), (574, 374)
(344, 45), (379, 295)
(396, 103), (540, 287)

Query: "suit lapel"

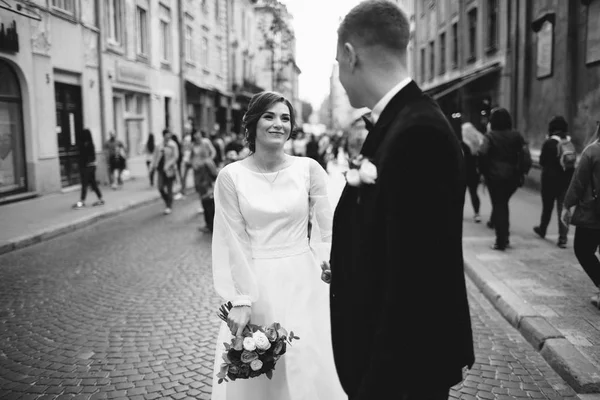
(360, 81), (423, 158)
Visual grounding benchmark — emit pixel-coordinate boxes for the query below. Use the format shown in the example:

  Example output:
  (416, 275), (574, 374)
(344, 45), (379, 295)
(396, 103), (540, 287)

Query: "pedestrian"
(461, 122), (485, 223)
(305, 133), (319, 161)
(210, 130), (225, 168)
(534, 116), (575, 248)
(151, 129), (179, 215)
(210, 91), (345, 400)
(180, 131), (194, 196)
(326, 2), (474, 399)
(563, 122), (600, 307)
(170, 133), (184, 200)
(479, 107), (532, 250)
(73, 128), (104, 209)
(145, 133), (156, 187)
(191, 130), (218, 233)
(104, 132), (127, 189)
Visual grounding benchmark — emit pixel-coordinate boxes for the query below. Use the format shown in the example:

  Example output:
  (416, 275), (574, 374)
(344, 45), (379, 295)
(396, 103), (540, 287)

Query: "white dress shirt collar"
(370, 77), (413, 125)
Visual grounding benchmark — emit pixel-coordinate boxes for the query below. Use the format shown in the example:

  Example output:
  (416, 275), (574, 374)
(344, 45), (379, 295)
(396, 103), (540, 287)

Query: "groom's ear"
(343, 43), (358, 71)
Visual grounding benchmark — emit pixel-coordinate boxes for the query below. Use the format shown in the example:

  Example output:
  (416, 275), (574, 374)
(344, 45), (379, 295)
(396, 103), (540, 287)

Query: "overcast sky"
(281, 0), (362, 109)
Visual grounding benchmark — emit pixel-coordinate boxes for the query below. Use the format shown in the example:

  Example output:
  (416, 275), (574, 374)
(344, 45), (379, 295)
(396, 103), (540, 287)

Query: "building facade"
(512, 0), (600, 152)
(414, 0), (511, 134)
(0, 0), (297, 201)
(0, 0), (103, 199)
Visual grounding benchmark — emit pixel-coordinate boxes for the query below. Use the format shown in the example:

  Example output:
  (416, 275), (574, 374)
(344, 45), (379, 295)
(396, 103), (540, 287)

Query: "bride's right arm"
(212, 168), (259, 307)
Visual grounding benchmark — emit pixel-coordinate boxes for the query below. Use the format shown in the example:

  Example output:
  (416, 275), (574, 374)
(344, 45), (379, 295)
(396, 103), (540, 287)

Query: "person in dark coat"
(534, 116), (574, 248)
(563, 123), (600, 308)
(479, 107), (530, 250)
(325, 2), (475, 399)
(73, 129), (104, 209)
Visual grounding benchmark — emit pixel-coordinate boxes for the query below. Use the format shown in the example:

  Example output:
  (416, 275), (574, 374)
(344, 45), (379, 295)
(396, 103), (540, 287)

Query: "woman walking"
(461, 122), (485, 223)
(190, 129), (217, 230)
(145, 133), (156, 186)
(73, 129), (104, 209)
(478, 108), (530, 250)
(151, 129), (179, 215)
(563, 122), (600, 307)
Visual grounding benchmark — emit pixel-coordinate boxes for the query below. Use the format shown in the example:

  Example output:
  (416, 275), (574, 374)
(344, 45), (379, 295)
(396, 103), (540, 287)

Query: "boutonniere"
(344, 155), (378, 187)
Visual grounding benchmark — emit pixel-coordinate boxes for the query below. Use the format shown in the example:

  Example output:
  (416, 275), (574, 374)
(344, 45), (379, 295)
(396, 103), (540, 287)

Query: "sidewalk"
(463, 204), (600, 394)
(0, 176), (161, 256)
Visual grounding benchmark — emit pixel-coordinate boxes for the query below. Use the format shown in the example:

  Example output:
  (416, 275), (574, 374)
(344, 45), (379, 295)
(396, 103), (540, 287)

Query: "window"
(185, 26), (194, 62)
(159, 5), (171, 63)
(439, 32), (446, 74)
(201, 37), (209, 68)
(468, 8), (478, 62)
(487, 0), (498, 50)
(420, 47), (426, 83)
(242, 10), (246, 37)
(215, 0), (219, 20)
(202, 0), (207, 12)
(106, 0), (123, 44)
(438, 0), (446, 23)
(136, 7), (148, 56)
(52, 0), (76, 14)
(429, 41), (434, 81)
(452, 22), (458, 68)
(217, 45), (224, 73)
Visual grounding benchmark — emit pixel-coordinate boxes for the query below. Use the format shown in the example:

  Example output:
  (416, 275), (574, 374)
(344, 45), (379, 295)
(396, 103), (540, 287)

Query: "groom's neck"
(362, 67), (410, 110)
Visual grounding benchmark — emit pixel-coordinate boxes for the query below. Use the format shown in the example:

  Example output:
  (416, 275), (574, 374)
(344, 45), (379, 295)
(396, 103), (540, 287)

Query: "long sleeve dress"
(210, 156), (346, 400)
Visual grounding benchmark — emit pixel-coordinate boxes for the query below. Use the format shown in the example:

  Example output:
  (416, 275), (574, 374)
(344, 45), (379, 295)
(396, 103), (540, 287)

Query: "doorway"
(55, 82), (83, 187)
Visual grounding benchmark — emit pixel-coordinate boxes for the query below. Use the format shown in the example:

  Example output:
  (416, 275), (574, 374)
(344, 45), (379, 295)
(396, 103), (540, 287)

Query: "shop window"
(0, 61), (27, 195)
(125, 94), (135, 112)
(160, 5), (172, 64)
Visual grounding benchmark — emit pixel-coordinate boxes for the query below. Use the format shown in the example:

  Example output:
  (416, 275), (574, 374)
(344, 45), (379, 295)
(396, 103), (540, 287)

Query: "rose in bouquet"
(216, 302), (299, 384)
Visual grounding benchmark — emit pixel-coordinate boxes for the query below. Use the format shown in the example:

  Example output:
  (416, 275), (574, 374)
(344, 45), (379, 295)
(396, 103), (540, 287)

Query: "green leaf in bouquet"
(266, 370), (273, 380)
(218, 378), (224, 384)
(222, 353), (231, 364)
(223, 342), (231, 351)
(277, 326), (288, 339)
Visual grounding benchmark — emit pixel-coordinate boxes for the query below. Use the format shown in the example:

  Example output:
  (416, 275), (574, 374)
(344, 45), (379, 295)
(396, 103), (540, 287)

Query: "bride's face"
(255, 102), (292, 150)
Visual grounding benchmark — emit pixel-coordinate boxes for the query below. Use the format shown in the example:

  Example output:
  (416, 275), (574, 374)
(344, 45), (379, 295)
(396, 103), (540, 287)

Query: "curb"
(0, 195), (161, 257)
(464, 252), (600, 394)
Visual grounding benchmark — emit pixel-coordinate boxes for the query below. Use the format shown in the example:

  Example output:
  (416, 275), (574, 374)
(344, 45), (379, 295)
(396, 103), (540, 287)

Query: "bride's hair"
(242, 91), (296, 153)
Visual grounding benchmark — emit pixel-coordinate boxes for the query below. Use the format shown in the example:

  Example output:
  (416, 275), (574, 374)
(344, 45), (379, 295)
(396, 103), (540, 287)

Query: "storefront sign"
(536, 20), (553, 79)
(115, 63), (149, 87)
(0, 20), (19, 53)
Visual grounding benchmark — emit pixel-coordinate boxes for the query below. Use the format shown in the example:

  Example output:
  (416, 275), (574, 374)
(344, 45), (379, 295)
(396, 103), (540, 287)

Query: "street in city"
(0, 165), (593, 400)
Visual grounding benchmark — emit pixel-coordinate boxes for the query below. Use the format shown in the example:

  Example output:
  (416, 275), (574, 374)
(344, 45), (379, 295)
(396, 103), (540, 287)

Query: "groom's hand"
(321, 261), (332, 284)
(227, 305), (251, 340)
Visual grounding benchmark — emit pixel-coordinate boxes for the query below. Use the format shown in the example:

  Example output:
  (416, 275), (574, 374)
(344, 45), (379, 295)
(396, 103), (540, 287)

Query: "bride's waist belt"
(251, 239), (310, 259)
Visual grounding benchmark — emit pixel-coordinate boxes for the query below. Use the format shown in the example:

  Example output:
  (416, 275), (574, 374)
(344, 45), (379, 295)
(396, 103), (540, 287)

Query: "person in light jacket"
(151, 129), (180, 214)
(563, 122), (600, 308)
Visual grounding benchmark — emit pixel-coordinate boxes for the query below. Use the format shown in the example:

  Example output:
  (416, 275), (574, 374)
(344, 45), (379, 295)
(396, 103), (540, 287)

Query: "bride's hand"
(227, 305), (252, 338)
(321, 261), (332, 284)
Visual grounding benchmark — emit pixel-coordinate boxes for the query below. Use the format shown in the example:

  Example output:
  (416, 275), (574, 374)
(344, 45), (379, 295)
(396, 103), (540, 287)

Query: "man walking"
(326, 1), (474, 399)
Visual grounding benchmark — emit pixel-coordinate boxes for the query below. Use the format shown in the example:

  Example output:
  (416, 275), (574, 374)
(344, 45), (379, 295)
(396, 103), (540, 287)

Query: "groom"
(326, 1), (475, 399)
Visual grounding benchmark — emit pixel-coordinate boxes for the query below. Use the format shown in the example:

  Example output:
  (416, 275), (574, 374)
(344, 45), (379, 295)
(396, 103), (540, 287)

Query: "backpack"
(552, 135), (576, 170)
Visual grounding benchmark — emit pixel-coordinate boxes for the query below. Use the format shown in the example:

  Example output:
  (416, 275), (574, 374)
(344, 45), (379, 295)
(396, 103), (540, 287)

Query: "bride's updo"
(242, 91), (296, 153)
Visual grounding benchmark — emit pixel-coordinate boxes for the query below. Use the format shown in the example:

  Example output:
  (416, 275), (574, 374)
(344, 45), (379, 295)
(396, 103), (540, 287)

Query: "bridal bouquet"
(216, 302), (299, 384)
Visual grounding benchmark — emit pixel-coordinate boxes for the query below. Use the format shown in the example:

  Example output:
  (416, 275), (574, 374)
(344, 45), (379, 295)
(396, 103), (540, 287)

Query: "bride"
(210, 91), (346, 400)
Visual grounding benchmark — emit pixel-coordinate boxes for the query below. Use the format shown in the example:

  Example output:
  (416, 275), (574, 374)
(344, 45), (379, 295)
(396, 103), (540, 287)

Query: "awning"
(427, 63), (502, 100)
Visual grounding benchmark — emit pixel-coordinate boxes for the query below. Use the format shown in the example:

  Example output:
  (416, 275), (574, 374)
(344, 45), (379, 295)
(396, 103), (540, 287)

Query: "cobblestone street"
(0, 193), (586, 399)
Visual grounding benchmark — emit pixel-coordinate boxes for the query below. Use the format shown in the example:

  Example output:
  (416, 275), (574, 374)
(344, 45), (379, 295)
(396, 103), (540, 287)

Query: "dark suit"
(329, 81), (475, 399)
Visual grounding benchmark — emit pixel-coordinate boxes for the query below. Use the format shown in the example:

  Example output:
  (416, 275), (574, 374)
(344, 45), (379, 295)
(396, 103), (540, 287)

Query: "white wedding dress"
(211, 156), (346, 400)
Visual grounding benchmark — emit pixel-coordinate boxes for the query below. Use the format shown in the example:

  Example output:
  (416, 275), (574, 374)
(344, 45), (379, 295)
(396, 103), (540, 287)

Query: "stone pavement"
(463, 187), (600, 394)
(0, 175), (161, 256)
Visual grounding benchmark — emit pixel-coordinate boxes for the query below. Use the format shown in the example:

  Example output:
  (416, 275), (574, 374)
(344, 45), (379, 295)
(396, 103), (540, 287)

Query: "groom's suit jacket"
(329, 81), (475, 399)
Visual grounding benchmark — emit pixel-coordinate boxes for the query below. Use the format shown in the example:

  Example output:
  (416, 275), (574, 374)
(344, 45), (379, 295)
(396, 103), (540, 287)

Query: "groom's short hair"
(338, 0), (410, 55)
